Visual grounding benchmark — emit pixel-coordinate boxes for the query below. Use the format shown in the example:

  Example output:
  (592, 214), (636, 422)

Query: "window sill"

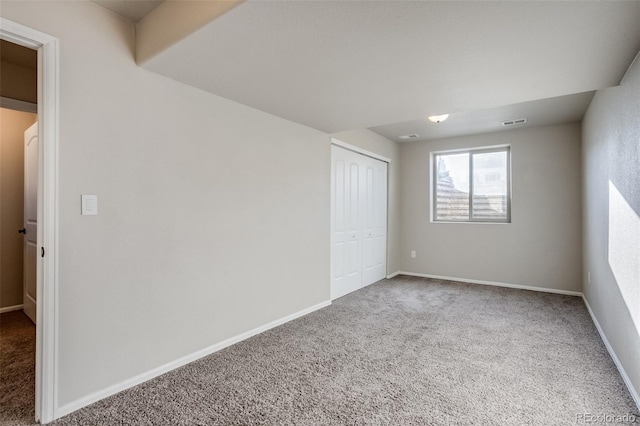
(431, 220), (511, 224)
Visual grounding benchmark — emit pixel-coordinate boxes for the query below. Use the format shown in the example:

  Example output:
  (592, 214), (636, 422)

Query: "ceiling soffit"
(139, 1), (640, 133)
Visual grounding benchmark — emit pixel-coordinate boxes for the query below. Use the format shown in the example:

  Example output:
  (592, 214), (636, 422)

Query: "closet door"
(330, 146), (363, 299)
(362, 156), (387, 286)
(331, 145), (387, 300)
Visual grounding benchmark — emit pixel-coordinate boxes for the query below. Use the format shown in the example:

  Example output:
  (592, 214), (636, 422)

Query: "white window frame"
(431, 145), (511, 223)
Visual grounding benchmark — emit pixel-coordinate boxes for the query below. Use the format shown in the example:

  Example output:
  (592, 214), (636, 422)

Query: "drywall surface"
(399, 123), (582, 292)
(138, 1), (640, 133)
(582, 52), (640, 400)
(1, 1), (329, 410)
(136, 0), (242, 65)
(330, 129), (400, 275)
(0, 108), (37, 308)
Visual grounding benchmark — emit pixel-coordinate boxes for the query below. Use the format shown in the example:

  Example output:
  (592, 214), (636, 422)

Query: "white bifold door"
(331, 144), (387, 300)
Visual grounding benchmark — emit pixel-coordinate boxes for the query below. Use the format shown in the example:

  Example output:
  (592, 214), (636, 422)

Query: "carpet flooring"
(0, 311), (36, 426)
(4, 277), (639, 425)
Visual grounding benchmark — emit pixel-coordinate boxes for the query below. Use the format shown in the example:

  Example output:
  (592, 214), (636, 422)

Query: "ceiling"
(371, 91), (595, 143)
(92, 0), (163, 23)
(136, 1), (639, 137)
(1, 39), (36, 70)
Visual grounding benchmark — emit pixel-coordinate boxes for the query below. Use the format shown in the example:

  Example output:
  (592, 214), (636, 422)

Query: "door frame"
(1, 18), (59, 424)
(330, 138), (390, 299)
(331, 138), (391, 164)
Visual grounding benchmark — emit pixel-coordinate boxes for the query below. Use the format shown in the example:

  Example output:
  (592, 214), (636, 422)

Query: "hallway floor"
(0, 311), (35, 425)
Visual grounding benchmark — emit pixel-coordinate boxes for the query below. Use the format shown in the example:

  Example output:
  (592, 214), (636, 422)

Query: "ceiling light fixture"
(428, 114), (449, 123)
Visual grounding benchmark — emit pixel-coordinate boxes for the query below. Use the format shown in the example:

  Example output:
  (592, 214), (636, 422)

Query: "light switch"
(81, 195), (98, 215)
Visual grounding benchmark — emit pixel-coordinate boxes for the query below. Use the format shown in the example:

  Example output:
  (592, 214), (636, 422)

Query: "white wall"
(330, 129), (400, 275)
(582, 52), (640, 402)
(0, 108), (37, 309)
(1, 0), (330, 412)
(399, 123), (582, 292)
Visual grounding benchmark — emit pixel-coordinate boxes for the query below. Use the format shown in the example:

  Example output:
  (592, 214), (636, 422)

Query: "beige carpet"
(0, 311), (36, 426)
(5, 277), (640, 425)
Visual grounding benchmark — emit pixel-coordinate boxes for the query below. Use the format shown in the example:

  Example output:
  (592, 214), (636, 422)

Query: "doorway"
(0, 39), (38, 425)
(1, 18), (59, 424)
(330, 140), (388, 300)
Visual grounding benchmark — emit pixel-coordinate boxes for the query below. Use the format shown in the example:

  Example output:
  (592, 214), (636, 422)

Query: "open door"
(2, 17), (60, 423)
(22, 121), (38, 323)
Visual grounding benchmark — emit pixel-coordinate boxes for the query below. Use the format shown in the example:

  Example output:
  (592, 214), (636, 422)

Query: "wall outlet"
(411, 250), (416, 259)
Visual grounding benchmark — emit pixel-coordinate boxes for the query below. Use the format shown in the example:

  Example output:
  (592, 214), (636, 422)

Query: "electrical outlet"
(411, 250), (416, 259)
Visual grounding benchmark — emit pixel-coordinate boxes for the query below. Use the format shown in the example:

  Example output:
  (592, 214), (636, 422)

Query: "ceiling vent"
(501, 118), (527, 127)
(399, 134), (420, 140)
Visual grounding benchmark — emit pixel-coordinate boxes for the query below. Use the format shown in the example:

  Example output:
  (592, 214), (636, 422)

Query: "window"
(432, 146), (510, 222)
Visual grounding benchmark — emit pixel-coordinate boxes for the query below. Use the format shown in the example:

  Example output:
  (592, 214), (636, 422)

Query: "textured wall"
(582, 51), (640, 402)
(399, 123), (583, 293)
(1, 0), (330, 411)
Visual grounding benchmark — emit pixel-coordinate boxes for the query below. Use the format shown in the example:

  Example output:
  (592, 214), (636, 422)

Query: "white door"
(331, 146), (362, 299)
(331, 145), (387, 300)
(23, 122), (38, 323)
(362, 157), (387, 286)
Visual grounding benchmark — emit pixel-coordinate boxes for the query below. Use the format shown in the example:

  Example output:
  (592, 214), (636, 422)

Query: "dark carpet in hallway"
(0, 310), (36, 426)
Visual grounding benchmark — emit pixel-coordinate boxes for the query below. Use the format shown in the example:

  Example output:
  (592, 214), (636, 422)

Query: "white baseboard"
(582, 296), (640, 411)
(395, 271), (583, 297)
(0, 304), (24, 314)
(56, 299), (331, 419)
(386, 271), (401, 279)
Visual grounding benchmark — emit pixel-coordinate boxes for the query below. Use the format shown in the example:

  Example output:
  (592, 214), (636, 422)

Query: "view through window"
(433, 146), (510, 222)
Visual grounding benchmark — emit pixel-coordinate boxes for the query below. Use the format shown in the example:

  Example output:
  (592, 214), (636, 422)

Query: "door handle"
(18, 228), (26, 234)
